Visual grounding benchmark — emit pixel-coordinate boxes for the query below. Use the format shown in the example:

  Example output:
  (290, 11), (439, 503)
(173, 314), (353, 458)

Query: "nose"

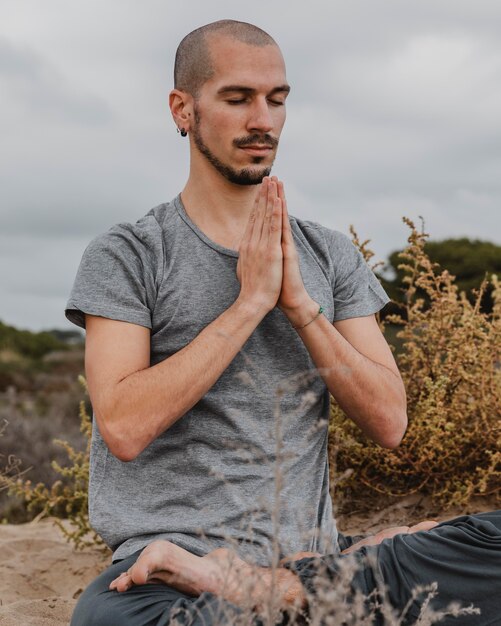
(246, 96), (274, 133)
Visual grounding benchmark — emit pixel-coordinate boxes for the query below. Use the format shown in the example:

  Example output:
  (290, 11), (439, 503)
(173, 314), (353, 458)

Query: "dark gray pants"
(71, 511), (501, 625)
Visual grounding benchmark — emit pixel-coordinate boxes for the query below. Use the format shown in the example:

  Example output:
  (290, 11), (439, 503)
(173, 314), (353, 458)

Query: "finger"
(110, 573), (133, 592)
(129, 558), (151, 586)
(266, 195), (282, 248)
(241, 182), (265, 249)
(260, 178), (277, 240)
(109, 571), (128, 589)
(277, 181), (293, 248)
(253, 177), (270, 241)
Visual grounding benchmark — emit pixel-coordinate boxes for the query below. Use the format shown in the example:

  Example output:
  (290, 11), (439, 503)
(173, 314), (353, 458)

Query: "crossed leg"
(109, 512), (501, 625)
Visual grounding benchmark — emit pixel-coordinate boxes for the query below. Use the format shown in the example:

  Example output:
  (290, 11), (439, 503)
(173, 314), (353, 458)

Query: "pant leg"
(289, 511), (501, 626)
(378, 510), (501, 625)
(70, 550), (246, 626)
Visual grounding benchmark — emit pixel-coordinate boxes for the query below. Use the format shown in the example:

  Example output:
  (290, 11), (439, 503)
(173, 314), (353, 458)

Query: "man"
(67, 20), (407, 625)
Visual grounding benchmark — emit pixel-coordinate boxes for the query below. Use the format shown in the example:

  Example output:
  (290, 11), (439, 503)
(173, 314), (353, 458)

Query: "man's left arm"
(274, 178), (407, 449)
(287, 308), (407, 449)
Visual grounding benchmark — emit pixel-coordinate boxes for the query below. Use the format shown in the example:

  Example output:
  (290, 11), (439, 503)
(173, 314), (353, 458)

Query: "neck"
(180, 153), (262, 247)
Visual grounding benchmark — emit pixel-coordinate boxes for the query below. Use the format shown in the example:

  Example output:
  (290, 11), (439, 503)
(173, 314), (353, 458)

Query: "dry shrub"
(330, 218), (501, 509)
(0, 418), (26, 491)
(2, 376), (105, 551)
(304, 554), (479, 625)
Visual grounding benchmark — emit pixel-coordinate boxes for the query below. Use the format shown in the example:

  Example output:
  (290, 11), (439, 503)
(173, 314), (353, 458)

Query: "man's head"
(170, 20), (289, 185)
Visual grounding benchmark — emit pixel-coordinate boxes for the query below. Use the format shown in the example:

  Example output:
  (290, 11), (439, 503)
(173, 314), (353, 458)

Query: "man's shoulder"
(289, 215), (354, 254)
(87, 199), (177, 252)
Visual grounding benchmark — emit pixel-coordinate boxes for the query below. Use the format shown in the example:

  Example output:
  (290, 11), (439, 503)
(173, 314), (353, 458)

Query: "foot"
(109, 540), (225, 597)
(109, 540), (306, 613)
(341, 520), (439, 555)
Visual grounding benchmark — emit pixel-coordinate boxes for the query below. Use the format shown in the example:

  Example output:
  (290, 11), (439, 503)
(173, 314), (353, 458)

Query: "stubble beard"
(191, 106), (276, 186)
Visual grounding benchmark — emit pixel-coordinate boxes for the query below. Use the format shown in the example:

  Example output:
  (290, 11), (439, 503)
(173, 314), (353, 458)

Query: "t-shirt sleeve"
(65, 215), (164, 330)
(328, 230), (390, 321)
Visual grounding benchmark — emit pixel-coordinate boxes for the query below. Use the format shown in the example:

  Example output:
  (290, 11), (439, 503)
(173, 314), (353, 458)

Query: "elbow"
(94, 408), (143, 463)
(109, 440), (140, 463)
(379, 410), (408, 449)
(380, 380), (408, 449)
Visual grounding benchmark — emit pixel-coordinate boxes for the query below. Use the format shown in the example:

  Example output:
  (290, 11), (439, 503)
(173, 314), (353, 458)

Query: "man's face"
(190, 36), (289, 185)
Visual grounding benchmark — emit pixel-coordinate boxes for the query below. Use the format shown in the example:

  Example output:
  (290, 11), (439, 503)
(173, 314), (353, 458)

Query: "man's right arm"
(85, 178), (283, 462)
(86, 298), (266, 462)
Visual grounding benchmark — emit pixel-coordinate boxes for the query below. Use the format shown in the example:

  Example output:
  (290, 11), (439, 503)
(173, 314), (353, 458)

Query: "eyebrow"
(216, 84), (291, 96)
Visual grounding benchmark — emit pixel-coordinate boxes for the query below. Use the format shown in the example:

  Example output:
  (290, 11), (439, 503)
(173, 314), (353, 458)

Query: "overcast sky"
(1, 0), (500, 331)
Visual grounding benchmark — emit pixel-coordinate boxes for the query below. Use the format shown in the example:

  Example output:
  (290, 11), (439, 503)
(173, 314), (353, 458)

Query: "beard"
(191, 106), (278, 186)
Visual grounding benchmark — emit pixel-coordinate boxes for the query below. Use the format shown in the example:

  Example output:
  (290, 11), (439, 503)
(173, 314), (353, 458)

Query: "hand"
(340, 520), (439, 555)
(236, 177), (283, 313)
(273, 177), (317, 325)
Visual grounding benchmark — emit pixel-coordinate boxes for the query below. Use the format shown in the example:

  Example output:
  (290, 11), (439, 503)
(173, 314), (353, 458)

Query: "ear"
(169, 89), (194, 134)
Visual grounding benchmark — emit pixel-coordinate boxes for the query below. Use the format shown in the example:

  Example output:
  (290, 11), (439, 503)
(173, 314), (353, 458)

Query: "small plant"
(5, 376), (106, 551)
(330, 218), (501, 509)
(0, 419), (27, 495)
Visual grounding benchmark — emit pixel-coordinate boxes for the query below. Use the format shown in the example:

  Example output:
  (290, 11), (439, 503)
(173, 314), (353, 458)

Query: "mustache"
(233, 134), (279, 149)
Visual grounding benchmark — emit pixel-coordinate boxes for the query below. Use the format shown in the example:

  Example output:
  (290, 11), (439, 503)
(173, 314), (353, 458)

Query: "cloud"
(0, 36), (114, 126)
(0, 0), (500, 330)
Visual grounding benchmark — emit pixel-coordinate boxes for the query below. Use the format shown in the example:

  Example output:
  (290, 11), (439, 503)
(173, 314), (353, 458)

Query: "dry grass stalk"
(330, 218), (500, 509)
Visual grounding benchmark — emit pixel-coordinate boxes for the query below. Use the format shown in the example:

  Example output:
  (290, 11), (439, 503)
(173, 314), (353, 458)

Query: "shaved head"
(174, 20), (277, 97)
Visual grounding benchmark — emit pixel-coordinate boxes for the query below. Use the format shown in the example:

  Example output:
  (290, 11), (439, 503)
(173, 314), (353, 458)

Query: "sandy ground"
(0, 519), (108, 625)
(0, 497), (496, 625)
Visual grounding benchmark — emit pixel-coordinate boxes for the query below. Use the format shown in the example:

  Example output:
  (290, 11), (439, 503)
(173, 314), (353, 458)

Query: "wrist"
(281, 298), (320, 329)
(233, 295), (271, 322)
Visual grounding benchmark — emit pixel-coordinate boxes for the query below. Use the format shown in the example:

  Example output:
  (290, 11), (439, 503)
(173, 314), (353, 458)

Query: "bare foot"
(341, 520), (439, 555)
(109, 541), (306, 613)
(109, 540), (224, 597)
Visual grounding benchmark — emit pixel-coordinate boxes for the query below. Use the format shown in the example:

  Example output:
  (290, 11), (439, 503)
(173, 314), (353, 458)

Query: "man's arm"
(275, 179), (407, 449)
(290, 309), (407, 448)
(86, 301), (265, 462)
(85, 178), (284, 462)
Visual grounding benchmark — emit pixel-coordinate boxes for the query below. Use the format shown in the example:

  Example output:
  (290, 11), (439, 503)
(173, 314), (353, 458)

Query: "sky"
(1, 0), (500, 331)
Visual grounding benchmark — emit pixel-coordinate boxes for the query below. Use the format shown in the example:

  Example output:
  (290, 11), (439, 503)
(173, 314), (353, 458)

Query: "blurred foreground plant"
(330, 218), (501, 509)
(3, 376), (105, 550)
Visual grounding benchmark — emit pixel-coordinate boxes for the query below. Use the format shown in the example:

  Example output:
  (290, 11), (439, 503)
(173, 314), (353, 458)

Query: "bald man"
(67, 20), (408, 625)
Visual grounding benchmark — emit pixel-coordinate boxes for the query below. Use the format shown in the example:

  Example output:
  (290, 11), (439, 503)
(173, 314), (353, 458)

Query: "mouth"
(239, 145), (274, 156)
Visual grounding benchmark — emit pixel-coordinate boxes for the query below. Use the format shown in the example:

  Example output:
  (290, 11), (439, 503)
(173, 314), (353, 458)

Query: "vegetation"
(1, 220), (500, 543)
(330, 219), (500, 510)
(0, 223), (498, 623)
(381, 237), (501, 315)
(0, 320), (72, 361)
(1, 376), (105, 550)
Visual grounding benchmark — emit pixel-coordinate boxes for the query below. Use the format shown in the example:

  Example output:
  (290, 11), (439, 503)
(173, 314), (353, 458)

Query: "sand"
(0, 519), (109, 625)
(0, 497), (496, 625)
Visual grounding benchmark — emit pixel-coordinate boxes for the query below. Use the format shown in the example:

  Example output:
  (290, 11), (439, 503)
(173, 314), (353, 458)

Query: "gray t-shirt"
(66, 194), (389, 565)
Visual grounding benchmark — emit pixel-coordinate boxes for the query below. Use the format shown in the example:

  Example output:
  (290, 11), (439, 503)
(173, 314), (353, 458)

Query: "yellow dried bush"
(5, 376), (106, 550)
(330, 218), (501, 509)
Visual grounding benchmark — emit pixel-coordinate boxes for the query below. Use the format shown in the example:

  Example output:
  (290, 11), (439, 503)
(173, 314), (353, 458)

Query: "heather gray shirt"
(66, 195), (389, 565)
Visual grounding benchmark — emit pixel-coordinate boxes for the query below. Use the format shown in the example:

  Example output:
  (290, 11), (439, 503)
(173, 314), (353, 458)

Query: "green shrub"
(0, 320), (68, 361)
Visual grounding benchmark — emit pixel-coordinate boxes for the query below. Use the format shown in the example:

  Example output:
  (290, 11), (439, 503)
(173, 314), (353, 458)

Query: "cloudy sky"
(1, 0), (500, 331)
